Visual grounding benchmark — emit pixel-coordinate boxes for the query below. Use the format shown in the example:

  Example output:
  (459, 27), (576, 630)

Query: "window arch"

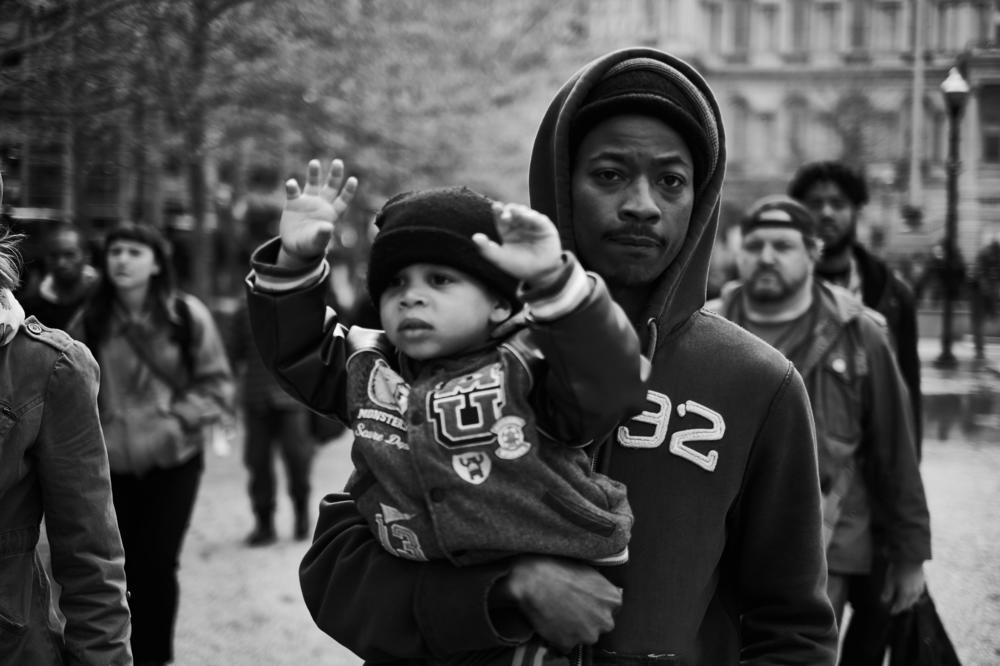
(786, 96), (810, 163)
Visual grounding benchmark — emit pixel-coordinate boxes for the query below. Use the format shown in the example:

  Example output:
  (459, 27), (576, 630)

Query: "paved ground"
(174, 431), (359, 665)
(171, 337), (1000, 665)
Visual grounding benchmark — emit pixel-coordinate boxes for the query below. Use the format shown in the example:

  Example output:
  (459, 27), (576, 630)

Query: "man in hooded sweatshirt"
(246, 47), (838, 665)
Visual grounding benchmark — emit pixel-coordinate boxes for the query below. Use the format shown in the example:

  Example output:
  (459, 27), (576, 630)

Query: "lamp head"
(940, 67), (970, 114)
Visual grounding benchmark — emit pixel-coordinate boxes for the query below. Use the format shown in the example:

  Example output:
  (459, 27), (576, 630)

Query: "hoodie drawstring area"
(644, 318), (658, 360)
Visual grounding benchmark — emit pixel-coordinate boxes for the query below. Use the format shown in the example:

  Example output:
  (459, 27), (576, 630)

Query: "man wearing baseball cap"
(709, 195), (931, 659)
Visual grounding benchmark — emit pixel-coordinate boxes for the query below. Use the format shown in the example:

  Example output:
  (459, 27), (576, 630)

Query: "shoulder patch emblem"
(492, 415), (530, 459)
(367, 358), (409, 413)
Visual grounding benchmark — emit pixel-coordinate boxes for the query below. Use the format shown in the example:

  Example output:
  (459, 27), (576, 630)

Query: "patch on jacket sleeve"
(366, 358), (409, 414)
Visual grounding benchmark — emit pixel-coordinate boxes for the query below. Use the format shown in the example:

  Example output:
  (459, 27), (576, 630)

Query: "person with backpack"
(707, 196), (931, 661)
(69, 221), (234, 666)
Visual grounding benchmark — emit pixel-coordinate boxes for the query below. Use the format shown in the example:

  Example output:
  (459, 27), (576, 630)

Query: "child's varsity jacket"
(248, 242), (648, 566)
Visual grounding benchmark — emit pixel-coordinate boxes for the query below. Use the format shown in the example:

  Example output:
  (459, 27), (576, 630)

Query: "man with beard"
(787, 161), (922, 452)
(20, 222), (99, 330)
(248, 48), (838, 664)
(788, 163), (926, 664)
(709, 195), (931, 665)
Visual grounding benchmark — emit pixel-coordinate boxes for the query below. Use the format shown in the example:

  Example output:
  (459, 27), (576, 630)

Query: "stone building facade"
(584, 0), (1000, 266)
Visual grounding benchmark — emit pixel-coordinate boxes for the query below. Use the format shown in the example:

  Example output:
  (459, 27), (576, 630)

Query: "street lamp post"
(935, 67), (970, 369)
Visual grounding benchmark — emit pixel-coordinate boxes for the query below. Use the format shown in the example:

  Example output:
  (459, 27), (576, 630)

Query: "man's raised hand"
(278, 158), (358, 268)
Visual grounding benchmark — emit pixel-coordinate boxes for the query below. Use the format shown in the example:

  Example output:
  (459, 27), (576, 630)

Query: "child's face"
(380, 262), (511, 361)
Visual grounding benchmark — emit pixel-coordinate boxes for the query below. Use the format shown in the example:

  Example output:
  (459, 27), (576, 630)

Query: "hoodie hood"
(528, 47), (726, 345)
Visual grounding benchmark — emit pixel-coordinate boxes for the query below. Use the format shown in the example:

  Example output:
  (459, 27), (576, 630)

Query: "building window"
(788, 98), (810, 162)
(874, 1), (903, 51)
(816, 2), (841, 52)
(705, 1), (724, 53)
(758, 112), (777, 165)
(849, 0), (868, 50)
(974, 1), (993, 45)
(759, 3), (780, 52)
(655, 0), (681, 40)
(733, 0), (751, 54)
(936, 2), (957, 51)
(790, 0), (810, 52)
(982, 85), (1000, 164)
(984, 128), (1000, 164)
(728, 98), (750, 169)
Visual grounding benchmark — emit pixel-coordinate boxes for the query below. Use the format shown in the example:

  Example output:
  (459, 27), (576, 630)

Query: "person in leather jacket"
(0, 171), (132, 665)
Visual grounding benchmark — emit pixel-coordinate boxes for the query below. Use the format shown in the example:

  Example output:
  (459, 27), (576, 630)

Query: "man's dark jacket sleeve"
(858, 316), (931, 565)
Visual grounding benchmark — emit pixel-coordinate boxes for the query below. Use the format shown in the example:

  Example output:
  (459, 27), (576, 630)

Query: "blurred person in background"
(69, 221), (234, 666)
(709, 195), (931, 665)
(229, 183), (317, 546)
(788, 161), (922, 453)
(0, 172), (132, 664)
(788, 161), (926, 665)
(970, 237), (1000, 361)
(20, 221), (99, 330)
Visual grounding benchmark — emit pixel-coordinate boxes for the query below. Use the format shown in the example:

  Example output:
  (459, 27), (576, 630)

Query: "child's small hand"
(473, 203), (563, 288)
(278, 158), (358, 267)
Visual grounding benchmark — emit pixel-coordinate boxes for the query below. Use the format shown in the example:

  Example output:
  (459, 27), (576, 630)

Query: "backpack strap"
(121, 321), (187, 395)
(171, 293), (196, 377)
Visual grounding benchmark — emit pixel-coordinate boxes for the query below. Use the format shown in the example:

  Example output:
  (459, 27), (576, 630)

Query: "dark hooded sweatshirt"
(256, 48), (838, 665)
(525, 47), (837, 665)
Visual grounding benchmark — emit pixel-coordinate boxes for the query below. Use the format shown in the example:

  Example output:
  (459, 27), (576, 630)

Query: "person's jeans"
(828, 557), (892, 666)
(243, 406), (314, 517)
(111, 453), (203, 664)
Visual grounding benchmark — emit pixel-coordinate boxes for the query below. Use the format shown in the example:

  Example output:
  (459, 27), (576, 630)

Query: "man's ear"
(489, 297), (513, 325)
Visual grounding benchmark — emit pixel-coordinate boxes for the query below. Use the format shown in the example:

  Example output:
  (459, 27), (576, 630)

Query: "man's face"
(46, 230), (86, 287)
(799, 180), (857, 254)
(571, 114), (694, 288)
(738, 227), (815, 303)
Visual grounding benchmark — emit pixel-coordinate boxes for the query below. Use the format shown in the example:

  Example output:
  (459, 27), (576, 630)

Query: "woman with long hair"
(0, 173), (132, 663)
(71, 221), (234, 666)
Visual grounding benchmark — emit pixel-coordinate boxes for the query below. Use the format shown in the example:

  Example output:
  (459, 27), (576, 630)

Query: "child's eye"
(386, 275), (405, 289)
(429, 272), (455, 286)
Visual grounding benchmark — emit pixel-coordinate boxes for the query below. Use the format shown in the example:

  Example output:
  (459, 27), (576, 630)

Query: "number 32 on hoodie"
(618, 390), (724, 472)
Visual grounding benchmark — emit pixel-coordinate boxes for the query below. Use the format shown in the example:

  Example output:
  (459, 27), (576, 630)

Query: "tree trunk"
(60, 0), (79, 219)
(186, 2), (212, 301)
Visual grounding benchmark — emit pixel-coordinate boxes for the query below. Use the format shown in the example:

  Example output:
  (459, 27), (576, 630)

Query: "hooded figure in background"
(250, 48), (838, 665)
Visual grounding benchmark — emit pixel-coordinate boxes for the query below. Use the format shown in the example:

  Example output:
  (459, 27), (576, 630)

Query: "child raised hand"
(474, 202), (565, 291)
(278, 158), (358, 268)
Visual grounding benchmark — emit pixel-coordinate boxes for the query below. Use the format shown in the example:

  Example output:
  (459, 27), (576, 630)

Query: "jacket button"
(410, 411), (424, 426)
(27, 322), (42, 334)
(429, 488), (445, 502)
